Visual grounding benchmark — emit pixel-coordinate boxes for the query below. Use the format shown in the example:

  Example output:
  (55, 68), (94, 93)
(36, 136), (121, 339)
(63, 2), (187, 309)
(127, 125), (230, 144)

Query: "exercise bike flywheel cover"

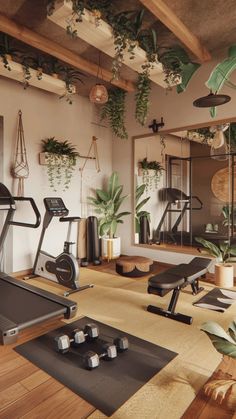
(193, 92), (231, 107)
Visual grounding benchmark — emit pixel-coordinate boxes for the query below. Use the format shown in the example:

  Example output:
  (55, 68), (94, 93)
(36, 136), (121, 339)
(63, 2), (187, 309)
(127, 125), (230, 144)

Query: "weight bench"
(147, 257), (212, 325)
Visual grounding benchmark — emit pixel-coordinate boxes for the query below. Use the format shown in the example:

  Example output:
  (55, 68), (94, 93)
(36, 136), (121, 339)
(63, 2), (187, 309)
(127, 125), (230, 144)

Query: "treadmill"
(155, 188), (203, 245)
(0, 183), (77, 345)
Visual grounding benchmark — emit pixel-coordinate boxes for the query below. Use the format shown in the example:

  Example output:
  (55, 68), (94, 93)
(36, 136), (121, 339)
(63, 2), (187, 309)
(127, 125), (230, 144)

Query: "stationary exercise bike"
(32, 197), (93, 296)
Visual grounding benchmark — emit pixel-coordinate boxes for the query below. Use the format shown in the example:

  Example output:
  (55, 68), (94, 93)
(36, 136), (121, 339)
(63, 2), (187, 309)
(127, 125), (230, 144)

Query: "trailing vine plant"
(138, 157), (164, 191)
(41, 137), (80, 191)
(100, 88), (128, 139)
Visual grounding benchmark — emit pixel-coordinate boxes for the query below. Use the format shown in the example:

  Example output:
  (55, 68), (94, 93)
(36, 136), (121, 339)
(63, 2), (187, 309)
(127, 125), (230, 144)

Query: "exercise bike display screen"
(44, 198), (69, 216)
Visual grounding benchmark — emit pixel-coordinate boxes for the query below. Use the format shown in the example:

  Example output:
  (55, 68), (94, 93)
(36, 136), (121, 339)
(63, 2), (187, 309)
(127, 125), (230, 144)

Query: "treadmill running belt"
(0, 279), (66, 326)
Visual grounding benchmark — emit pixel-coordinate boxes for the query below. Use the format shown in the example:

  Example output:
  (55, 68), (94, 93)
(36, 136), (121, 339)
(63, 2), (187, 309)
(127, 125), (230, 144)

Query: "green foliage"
(139, 158), (164, 191)
(206, 45), (236, 118)
(201, 320), (236, 359)
(41, 137), (79, 191)
(135, 184), (150, 233)
(158, 45), (200, 91)
(195, 236), (236, 263)
(0, 33), (20, 71)
(100, 88), (128, 139)
(135, 66), (151, 126)
(221, 205), (236, 227)
(87, 171), (130, 238)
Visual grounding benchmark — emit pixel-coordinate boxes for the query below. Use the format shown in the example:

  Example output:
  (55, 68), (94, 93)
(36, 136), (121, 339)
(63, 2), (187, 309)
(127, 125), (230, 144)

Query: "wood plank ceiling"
(0, 0), (235, 96)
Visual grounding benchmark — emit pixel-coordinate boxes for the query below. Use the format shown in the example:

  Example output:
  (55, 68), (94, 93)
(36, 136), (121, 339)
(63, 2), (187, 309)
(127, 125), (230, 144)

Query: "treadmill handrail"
(186, 195), (203, 210)
(9, 197), (41, 228)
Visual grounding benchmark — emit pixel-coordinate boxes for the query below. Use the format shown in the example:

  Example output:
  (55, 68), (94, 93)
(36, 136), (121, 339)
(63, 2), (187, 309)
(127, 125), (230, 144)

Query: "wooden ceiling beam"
(139, 0), (211, 63)
(0, 13), (135, 92)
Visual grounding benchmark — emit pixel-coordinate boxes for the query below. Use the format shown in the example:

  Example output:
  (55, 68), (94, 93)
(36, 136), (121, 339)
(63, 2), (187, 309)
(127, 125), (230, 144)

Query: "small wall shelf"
(39, 152), (95, 166)
(0, 58), (72, 95)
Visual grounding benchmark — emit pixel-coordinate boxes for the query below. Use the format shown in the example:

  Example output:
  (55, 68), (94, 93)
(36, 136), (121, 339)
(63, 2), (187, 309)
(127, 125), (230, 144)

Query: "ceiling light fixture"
(89, 53), (108, 105)
(193, 91), (231, 108)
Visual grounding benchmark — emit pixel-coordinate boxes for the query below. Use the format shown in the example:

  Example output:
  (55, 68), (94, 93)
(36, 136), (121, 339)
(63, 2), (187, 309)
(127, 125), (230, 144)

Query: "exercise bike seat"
(59, 217), (81, 222)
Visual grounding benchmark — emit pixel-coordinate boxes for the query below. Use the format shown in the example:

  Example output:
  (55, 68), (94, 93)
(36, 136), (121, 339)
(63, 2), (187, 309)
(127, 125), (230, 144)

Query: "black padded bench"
(147, 257), (212, 325)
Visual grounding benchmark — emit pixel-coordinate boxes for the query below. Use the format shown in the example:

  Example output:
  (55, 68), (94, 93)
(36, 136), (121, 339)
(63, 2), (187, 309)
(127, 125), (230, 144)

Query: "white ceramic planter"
(101, 237), (121, 260)
(215, 263), (234, 288)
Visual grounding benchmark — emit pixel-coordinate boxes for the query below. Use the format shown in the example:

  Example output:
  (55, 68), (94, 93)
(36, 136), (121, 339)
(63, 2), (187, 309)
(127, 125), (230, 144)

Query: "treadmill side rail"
(0, 314), (19, 344)
(0, 273), (78, 319)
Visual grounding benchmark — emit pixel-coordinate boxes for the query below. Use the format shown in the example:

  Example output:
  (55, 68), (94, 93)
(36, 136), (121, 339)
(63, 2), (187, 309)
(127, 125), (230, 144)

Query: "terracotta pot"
(215, 263), (234, 288)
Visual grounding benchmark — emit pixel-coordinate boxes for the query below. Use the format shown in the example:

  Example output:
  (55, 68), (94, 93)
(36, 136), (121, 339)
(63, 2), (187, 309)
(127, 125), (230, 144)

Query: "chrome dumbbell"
(83, 343), (117, 370)
(55, 323), (99, 354)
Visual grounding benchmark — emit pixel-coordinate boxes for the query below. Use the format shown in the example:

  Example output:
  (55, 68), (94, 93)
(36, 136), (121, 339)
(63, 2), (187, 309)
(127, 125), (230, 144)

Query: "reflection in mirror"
(134, 122), (236, 252)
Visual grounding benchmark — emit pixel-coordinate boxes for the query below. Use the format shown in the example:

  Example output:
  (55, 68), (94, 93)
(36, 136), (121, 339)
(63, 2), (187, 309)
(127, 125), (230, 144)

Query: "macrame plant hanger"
(79, 136), (100, 216)
(12, 110), (29, 196)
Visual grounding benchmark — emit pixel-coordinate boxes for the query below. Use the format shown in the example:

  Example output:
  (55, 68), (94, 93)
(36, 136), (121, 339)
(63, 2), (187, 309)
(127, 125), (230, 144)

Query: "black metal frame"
(147, 279), (204, 325)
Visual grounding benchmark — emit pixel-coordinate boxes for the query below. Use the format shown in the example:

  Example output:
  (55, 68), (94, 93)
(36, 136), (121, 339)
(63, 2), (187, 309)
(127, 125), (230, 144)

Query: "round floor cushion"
(116, 256), (153, 277)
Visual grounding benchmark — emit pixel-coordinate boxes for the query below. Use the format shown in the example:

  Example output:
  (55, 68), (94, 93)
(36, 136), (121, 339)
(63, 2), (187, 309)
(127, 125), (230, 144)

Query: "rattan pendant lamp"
(89, 52), (108, 104)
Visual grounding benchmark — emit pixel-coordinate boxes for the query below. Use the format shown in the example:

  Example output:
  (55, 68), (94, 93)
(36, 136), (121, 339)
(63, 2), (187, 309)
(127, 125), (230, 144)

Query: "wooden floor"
(0, 260), (233, 418)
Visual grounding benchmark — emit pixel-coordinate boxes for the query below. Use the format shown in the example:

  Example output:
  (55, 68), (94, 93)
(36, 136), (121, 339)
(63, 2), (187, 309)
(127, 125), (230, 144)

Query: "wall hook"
(149, 118), (165, 133)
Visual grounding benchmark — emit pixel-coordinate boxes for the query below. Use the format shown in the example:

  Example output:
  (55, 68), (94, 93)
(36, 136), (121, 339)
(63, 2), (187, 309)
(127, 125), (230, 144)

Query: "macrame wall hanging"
(12, 110), (29, 196)
(79, 136), (101, 216)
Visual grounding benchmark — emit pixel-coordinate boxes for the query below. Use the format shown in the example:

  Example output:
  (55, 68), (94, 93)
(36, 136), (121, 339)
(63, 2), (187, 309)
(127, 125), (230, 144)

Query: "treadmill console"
(44, 198), (69, 217)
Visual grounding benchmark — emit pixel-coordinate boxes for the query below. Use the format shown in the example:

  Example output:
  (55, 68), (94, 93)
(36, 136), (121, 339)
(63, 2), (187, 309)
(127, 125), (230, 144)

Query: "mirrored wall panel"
(134, 123), (236, 251)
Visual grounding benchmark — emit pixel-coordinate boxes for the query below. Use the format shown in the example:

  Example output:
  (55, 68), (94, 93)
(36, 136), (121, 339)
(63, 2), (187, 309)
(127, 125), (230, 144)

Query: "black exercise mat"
(15, 317), (177, 416)
(193, 288), (236, 312)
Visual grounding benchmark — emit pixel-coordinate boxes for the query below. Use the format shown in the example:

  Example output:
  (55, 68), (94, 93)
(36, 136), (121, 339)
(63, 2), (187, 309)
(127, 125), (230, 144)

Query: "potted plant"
(135, 183), (150, 243)
(87, 171), (130, 260)
(195, 236), (236, 287)
(138, 157), (164, 191)
(40, 137), (80, 191)
(200, 319), (236, 409)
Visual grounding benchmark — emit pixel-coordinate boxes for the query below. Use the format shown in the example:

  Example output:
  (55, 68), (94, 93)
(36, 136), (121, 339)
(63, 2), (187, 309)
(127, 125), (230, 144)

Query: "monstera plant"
(201, 320), (236, 408)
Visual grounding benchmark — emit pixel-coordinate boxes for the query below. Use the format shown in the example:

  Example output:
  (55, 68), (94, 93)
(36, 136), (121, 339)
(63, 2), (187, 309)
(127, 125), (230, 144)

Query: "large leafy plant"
(135, 184), (150, 233)
(201, 320), (236, 359)
(200, 320), (236, 405)
(87, 171), (130, 238)
(206, 45), (236, 117)
(195, 236), (236, 264)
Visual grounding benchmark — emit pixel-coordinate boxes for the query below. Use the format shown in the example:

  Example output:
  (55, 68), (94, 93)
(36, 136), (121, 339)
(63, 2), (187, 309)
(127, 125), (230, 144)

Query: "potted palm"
(87, 172), (130, 260)
(200, 320), (236, 409)
(195, 237), (236, 287)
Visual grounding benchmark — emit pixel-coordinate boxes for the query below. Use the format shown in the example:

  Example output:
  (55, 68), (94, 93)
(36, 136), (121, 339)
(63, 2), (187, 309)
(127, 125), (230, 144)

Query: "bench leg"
(147, 288), (193, 325)
(191, 279), (204, 295)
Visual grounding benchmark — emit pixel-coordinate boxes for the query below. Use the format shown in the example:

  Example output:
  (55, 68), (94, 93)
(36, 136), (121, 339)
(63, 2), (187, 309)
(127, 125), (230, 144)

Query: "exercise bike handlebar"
(9, 197), (41, 228)
(60, 216), (81, 223)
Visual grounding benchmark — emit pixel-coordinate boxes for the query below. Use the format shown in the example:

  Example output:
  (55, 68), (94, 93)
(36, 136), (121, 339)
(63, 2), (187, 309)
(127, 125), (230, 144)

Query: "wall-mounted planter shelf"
(0, 58), (72, 95)
(39, 152), (77, 166)
(48, 1), (180, 88)
(39, 152), (95, 166)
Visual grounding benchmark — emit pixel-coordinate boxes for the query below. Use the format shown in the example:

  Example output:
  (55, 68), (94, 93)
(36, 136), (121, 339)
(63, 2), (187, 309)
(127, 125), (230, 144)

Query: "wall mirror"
(133, 120), (236, 253)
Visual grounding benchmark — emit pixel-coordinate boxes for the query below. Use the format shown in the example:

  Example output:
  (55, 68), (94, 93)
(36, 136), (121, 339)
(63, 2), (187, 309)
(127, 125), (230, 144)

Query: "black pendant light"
(193, 91), (231, 108)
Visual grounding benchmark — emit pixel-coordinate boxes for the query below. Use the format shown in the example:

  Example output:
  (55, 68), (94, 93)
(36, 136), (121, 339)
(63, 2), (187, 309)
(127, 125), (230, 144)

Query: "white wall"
(112, 58), (236, 265)
(0, 77), (112, 272)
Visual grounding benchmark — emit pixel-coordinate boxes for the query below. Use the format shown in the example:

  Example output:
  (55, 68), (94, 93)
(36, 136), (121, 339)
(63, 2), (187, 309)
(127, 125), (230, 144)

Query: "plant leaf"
(177, 62), (201, 93)
(228, 320), (236, 343)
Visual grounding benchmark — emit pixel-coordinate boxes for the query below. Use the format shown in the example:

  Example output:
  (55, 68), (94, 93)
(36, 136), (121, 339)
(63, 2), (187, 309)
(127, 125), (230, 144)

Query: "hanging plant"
(0, 33), (20, 71)
(59, 66), (85, 104)
(21, 57), (32, 89)
(158, 45), (200, 92)
(109, 9), (145, 80)
(100, 87), (128, 139)
(138, 157), (164, 191)
(41, 137), (80, 191)
(135, 65), (151, 126)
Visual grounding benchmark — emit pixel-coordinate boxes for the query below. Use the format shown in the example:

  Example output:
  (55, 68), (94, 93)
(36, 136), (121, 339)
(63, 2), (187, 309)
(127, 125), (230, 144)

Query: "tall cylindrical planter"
(215, 263), (234, 288)
(101, 237), (121, 260)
